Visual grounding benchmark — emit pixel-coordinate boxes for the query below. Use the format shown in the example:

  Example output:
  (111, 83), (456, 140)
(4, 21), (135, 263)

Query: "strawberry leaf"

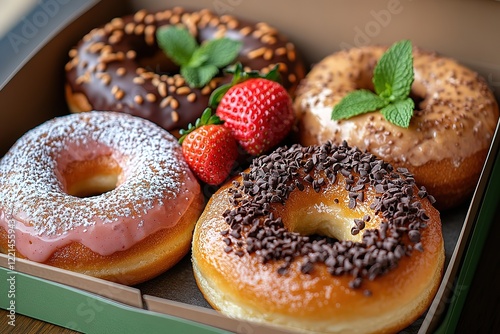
(179, 108), (223, 144)
(263, 64), (282, 83)
(209, 83), (233, 108)
(208, 63), (284, 108)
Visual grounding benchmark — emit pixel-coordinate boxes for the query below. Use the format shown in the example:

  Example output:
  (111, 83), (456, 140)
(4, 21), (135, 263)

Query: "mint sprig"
(156, 26), (242, 88)
(331, 40), (415, 128)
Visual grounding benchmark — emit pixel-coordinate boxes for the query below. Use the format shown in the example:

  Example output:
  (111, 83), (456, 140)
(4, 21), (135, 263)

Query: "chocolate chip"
(235, 250), (245, 257)
(277, 265), (288, 275)
(300, 261), (314, 274)
(408, 230), (421, 243)
(354, 219), (365, 230)
(230, 230), (241, 239)
(349, 277), (362, 289)
(348, 197), (356, 209)
(428, 195), (436, 204)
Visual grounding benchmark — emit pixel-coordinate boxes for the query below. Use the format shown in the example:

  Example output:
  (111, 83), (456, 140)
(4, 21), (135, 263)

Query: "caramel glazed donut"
(0, 111), (204, 285)
(192, 141), (445, 333)
(65, 7), (305, 134)
(294, 45), (499, 210)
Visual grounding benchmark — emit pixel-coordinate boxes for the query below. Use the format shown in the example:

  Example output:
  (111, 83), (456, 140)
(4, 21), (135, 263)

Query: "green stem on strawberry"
(178, 107), (239, 185)
(212, 64), (294, 156)
(178, 108), (223, 144)
(208, 62), (282, 108)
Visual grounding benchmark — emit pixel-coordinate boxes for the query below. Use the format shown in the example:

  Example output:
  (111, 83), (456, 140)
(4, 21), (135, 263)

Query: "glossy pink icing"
(0, 111), (200, 262)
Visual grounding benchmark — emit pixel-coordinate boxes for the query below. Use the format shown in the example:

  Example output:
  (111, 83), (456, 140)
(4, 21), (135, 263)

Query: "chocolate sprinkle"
(221, 141), (433, 292)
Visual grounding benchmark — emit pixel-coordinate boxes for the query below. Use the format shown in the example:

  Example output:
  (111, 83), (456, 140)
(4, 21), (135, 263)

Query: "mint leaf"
(197, 38), (242, 68)
(156, 25), (242, 88)
(332, 90), (388, 120)
(156, 26), (198, 66)
(380, 97), (414, 128)
(373, 39), (414, 101)
(187, 50), (209, 68)
(181, 64), (219, 88)
(330, 39), (416, 128)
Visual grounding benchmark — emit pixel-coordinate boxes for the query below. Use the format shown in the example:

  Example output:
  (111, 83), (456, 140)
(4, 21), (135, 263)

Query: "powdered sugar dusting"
(0, 111), (200, 260)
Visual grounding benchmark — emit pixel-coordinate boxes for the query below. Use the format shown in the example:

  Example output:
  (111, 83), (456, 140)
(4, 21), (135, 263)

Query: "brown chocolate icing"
(65, 7), (305, 131)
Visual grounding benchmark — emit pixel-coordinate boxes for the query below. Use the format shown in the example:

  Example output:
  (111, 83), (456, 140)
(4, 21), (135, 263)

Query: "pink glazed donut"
(0, 111), (203, 285)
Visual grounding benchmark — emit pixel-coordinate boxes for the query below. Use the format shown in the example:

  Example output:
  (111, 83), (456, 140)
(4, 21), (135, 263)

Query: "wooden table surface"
(0, 309), (76, 333)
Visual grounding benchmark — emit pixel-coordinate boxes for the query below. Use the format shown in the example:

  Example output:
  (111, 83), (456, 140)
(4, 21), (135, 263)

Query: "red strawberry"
(179, 108), (238, 185)
(211, 64), (295, 156)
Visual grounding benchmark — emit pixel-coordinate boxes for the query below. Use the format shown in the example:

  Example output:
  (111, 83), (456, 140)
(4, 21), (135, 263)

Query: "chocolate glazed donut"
(65, 7), (306, 133)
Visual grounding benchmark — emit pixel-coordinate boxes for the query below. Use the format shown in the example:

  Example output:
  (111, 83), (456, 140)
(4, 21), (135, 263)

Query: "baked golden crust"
(192, 142), (445, 333)
(1, 194), (204, 285)
(0, 111), (204, 286)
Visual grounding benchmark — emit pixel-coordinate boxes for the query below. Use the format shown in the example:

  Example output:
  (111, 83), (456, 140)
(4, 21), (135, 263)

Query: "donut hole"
(354, 69), (376, 93)
(409, 82), (427, 111)
(137, 48), (179, 74)
(291, 208), (363, 243)
(285, 202), (377, 243)
(355, 76), (426, 111)
(61, 155), (122, 198)
(122, 36), (179, 74)
(276, 176), (382, 243)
